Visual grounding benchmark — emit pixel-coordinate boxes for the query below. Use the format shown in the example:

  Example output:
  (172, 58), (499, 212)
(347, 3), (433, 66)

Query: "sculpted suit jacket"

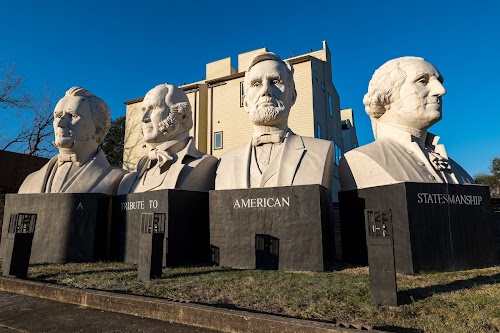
(18, 149), (127, 195)
(340, 123), (475, 191)
(215, 131), (334, 190)
(118, 138), (218, 194)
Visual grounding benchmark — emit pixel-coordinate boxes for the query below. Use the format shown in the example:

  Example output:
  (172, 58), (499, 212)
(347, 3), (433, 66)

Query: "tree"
(0, 64), (32, 112)
(0, 65), (57, 157)
(101, 115), (125, 168)
(475, 157), (500, 198)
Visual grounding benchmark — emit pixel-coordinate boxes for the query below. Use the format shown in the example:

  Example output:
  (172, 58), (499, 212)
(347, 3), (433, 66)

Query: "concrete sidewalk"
(0, 290), (219, 333)
(0, 277), (377, 333)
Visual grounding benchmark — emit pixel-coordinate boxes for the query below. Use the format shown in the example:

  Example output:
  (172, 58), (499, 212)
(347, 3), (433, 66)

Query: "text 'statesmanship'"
(417, 193), (483, 205)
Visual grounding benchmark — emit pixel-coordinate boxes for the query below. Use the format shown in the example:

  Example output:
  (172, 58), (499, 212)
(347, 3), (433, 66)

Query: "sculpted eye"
(252, 80), (261, 87)
(72, 114), (79, 118)
(272, 79), (283, 85)
(416, 76), (429, 85)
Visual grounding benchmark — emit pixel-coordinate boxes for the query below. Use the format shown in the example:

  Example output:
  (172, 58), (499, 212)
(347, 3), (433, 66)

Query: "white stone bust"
(340, 56), (475, 190)
(215, 52), (334, 190)
(18, 87), (127, 195)
(117, 84), (218, 194)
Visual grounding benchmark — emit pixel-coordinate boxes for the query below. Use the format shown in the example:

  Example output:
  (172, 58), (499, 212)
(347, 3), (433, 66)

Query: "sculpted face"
(383, 59), (446, 131)
(244, 60), (295, 127)
(53, 96), (97, 148)
(141, 87), (182, 144)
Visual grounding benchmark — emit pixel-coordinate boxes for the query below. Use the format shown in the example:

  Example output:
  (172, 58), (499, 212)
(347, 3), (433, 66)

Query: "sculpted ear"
(93, 127), (103, 141)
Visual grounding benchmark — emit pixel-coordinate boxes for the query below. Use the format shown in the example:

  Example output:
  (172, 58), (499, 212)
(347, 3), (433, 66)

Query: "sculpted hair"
(363, 56), (424, 119)
(244, 52), (297, 105)
(149, 84), (193, 134)
(65, 86), (111, 144)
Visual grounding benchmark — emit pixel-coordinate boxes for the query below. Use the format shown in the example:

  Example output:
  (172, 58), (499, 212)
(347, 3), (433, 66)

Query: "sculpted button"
(418, 162), (425, 166)
(428, 175), (435, 180)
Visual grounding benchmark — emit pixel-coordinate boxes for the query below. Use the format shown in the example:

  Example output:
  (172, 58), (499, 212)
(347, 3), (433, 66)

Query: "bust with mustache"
(340, 56), (475, 190)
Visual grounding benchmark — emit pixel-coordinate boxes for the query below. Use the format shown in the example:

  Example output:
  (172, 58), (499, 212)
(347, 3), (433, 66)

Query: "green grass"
(9, 262), (500, 333)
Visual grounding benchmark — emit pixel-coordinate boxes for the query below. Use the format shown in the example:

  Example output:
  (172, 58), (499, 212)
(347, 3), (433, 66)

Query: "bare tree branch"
(0, 64), (32, 112)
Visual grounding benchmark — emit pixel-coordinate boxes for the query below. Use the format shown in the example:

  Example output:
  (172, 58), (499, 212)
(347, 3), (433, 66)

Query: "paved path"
(0, 291), (220, 333)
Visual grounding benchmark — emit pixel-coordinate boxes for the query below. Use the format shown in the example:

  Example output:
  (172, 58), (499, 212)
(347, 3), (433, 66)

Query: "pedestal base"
(111, 189), (210, 267)
(209, 185), (335, 272)
(340, 183), (496, 274)
(1, 193), (110, 263)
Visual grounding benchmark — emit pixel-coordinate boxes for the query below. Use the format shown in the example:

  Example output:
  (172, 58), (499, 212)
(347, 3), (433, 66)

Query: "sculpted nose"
(430, 80), (446, 97)
(261, 81), (272, 97)
(143, 109), (151, 123)
(55, 113), (68, 127)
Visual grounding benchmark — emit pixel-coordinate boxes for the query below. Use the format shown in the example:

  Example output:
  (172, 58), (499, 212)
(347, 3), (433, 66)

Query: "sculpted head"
(243, 52), (297, 128)
(363, 57), (446, 135)
(53, 86), (111, 149)
(141, 84), (192, 146)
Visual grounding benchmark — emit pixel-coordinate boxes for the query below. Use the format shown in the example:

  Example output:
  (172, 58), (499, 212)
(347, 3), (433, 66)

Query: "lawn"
(16, 262), (500, 333)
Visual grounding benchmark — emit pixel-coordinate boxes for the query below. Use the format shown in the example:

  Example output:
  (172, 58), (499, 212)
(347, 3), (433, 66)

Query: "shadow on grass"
(164, 268), (235, 279)
(397, 273), (500, 305)
(29, 268), (134, 280)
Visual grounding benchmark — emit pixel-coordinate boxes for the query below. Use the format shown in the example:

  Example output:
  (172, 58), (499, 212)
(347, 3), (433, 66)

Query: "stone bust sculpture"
(18, 87), (127, 195)
(215, 52), (334, 190)
(340, 56), (475, 190)
(118, 84), (218, 194)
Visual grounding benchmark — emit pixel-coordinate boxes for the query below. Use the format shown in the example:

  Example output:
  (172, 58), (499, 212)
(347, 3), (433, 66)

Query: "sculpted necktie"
(58, 153), (82, 167)
(427, 149), (451, 172)
(251, 133), (284, 146)
(138, 148), (174, 178)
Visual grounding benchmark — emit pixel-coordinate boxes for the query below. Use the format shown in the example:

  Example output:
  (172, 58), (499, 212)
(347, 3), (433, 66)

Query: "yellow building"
(123, 41), (350, 201)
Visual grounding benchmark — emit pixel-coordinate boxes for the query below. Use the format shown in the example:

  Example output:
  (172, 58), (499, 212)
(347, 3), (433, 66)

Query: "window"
(334, 143), (342, 165)
(328, 93), (333, 118)
(317, 123), (321, 138)
(214, 132), (223, 150)
(321, 82), (325, 91)
(313, 69), (319, 81)
(240, 82), (245, 107)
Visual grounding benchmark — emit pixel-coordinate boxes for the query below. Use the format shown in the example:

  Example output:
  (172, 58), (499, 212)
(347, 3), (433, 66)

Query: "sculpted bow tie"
(58, 153), (81, 167)
(251, 133), (284, 146)
(147, 148), (174, 168)
(427, 149), (451, 172)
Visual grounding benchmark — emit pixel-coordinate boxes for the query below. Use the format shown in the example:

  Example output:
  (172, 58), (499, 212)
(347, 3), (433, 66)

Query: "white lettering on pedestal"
(149, 200), (158, 208)
(121, 200), (145, 210)
(233, 197), (291, 209)
(417, 193), (483, 206)
(77, 202), (84, 210)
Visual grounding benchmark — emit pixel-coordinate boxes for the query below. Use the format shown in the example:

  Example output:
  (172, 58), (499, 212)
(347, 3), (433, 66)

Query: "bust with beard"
(18, 87), (127, 195)
(215, 52), (334, 190)
(117, 84), (218, 194)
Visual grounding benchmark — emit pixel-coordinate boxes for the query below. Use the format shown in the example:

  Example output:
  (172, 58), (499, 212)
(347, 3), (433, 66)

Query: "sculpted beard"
(249, 100), (288, 126)
(158, 111), (181, 136)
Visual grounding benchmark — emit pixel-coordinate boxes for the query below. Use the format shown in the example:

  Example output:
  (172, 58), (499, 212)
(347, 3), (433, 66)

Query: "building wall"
(121, 41), (356, 202)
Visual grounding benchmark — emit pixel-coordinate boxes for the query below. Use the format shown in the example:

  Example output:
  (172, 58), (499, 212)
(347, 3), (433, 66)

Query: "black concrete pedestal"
(1, 193), (111, 263)
(138, 214), (165, 282)
(209, 185), (335, 272)
(2, 213), (37, 278)
(340, 183), (497, 274)
(111, 190), (210, 267)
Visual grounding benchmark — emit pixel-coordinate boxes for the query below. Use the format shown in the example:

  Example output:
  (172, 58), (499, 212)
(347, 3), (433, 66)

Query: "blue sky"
(1, 0), (498, 176)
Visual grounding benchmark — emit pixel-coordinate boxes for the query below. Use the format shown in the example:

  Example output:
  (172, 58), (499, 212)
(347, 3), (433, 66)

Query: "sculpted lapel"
(276, 132), (306, 186)
(233, 142), (252, 188)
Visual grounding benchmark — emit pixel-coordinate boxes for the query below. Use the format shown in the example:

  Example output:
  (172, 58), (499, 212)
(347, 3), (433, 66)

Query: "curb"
(0, 276), (379, 333)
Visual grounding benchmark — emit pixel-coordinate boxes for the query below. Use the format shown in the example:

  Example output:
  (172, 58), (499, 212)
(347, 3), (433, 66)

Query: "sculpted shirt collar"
(251, 129), (289, 146)
(375, 121), (451, 171)
(57, 142), (98, 167)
